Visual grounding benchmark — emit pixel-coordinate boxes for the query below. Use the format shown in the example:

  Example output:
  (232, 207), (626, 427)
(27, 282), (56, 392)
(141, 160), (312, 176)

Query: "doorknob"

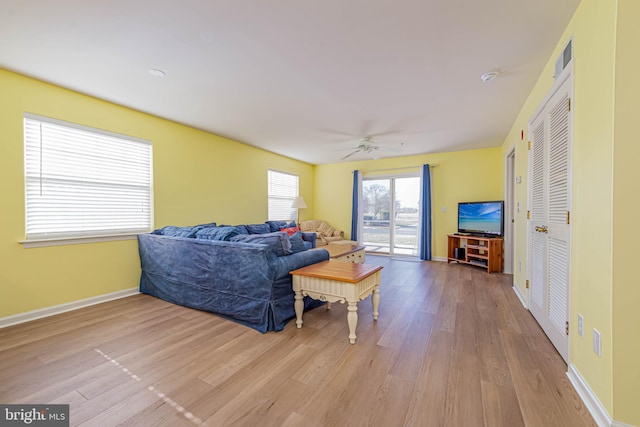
(535, 225), (548, 233)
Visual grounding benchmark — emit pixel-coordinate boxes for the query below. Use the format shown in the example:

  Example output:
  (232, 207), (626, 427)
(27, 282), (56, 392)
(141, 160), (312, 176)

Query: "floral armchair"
(299, 220), (345, 246)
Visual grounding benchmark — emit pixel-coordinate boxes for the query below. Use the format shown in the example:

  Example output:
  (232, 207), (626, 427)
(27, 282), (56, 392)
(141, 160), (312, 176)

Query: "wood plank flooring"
(0, 256), (596, 426)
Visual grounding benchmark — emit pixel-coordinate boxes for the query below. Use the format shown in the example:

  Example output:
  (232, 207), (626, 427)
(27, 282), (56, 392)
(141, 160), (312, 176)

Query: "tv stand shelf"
(447, 234), (503, 273)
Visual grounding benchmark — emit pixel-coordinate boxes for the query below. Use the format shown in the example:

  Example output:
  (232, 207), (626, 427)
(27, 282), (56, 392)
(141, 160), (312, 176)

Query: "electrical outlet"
(577, 314), (584, 337)
(593, 329), (602, 357)
(441, 206), (446, 213)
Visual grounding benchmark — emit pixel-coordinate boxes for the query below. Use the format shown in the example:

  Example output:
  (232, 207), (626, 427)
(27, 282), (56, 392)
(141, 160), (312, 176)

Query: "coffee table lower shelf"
(290, 260), (383, 344)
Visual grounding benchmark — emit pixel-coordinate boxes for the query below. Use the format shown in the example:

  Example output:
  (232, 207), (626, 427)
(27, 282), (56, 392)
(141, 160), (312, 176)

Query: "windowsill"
(19, 233), (141, 248)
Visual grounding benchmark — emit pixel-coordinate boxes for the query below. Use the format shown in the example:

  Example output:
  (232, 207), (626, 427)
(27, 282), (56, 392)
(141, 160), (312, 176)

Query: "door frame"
(361, 172), (420, 256)
(504, 147), (516, 275)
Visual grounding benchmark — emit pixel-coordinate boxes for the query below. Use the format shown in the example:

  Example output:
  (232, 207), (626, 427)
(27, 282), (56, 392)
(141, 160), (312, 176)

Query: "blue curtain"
(351, 170), (361, 241)
(419, 164), (432, 260)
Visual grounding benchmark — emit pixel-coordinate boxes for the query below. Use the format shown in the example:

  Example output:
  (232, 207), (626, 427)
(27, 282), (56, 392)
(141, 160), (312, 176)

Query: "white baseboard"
(567, 364), (618, 427)
(512, 284), (527, 308)
(0, 287), (139, 329)
(432, 256), (447, 262)
(612, 420), (637, 427)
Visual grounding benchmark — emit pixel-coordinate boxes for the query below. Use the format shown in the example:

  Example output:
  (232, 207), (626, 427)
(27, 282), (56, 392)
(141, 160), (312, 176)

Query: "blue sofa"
(138, 222), (328, 332)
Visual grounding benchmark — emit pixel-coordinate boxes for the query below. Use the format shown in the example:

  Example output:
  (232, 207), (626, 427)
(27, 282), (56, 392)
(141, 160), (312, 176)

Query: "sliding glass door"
(362, 175), (420, 256)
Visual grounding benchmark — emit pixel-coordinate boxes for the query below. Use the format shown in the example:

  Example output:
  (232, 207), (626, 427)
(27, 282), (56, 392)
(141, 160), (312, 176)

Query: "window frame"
(267, 169), (299, 222)
(20, 113), (154, 248)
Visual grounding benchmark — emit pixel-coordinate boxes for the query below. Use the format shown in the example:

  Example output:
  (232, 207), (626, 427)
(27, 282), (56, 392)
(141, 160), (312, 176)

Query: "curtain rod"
(357, 164), (438, 174)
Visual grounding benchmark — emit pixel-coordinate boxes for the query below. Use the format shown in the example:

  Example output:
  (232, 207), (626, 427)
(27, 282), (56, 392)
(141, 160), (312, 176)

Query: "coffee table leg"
(372, 285), (380, 320)
(294, 290), (304, 328)
(347, 302), (358, 344)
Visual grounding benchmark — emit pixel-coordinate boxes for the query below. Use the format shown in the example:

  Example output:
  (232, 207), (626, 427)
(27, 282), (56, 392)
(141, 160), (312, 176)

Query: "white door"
(528, 73), (572, 362)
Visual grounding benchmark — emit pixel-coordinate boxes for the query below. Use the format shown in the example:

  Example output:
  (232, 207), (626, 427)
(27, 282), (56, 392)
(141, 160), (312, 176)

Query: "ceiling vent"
(554, 39), (572, 79)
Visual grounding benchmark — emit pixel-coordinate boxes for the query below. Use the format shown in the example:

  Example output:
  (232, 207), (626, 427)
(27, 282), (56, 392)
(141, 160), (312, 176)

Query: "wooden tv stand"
(447, 234), (503, 273)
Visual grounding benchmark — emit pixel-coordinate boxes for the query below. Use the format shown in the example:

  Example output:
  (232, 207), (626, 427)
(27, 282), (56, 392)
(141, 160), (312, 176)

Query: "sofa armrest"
(332, 230), (345, 238)
(270, 248), (329, 279)
(301, 232), (317, 248)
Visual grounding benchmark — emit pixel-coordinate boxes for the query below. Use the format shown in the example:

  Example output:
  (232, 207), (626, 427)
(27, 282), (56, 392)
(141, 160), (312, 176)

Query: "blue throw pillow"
(195, 221), (217, 227)
(195, 226), (239, 241)
(265, 221), (286, 232)
(154, 226), (200, 238)
(289, 231), (307, 253)
(219, 225), (249, 235)
(230, 232), (292, 256)
(233, 225), (249, 235)
(246, 223), (271, 234)
(266, 220), (298, 232)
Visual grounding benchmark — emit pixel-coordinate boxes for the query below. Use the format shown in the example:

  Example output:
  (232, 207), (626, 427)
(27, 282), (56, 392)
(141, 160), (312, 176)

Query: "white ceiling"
(0, 0), (580, 165)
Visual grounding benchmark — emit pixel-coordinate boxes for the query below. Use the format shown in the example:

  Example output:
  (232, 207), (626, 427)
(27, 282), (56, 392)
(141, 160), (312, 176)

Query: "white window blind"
(24, 113), (153, 240)
(268, 169), (298, 221)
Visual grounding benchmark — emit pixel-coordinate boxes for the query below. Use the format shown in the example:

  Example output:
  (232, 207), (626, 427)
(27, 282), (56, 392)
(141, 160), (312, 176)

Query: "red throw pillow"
(280, 226), (300, 236)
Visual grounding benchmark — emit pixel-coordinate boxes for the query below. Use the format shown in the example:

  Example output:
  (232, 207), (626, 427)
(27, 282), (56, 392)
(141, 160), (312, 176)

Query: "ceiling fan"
(339, 136), (403, 160)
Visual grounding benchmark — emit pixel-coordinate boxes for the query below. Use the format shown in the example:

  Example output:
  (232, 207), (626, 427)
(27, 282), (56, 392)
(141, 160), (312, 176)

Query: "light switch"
(441, 206), (446, 213)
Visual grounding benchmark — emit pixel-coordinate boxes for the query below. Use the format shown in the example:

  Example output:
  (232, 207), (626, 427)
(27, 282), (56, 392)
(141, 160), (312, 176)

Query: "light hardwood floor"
(0, 256), (595, 426)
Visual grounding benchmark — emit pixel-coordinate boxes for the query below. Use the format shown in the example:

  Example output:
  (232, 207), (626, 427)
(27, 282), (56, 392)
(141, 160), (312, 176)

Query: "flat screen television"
(457, 201), (504, 237)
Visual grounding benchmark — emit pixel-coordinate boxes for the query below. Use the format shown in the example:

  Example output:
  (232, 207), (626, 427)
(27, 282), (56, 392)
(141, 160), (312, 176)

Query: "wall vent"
(554, 39), (572, 79)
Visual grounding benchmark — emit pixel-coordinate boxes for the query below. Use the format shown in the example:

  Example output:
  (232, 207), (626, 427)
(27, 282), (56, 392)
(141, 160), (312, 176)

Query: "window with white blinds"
(267, 169), (298, 221)
(23, 113), (153, 241)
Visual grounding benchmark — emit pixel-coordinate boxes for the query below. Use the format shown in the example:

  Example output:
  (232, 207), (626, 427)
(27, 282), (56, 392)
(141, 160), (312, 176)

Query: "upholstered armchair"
(299, 220), (345, 246)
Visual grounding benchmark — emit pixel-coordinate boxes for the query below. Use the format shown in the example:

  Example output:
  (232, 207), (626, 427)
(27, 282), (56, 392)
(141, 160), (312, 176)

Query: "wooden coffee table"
(323, 243), (365, 263)
(290, 260), (382, 344)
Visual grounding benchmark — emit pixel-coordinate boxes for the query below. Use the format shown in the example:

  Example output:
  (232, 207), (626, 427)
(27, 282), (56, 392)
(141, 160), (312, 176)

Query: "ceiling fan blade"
(376, 145), (404, 152)
(366, 130), (402, 139)
(341, 150), (360, 160)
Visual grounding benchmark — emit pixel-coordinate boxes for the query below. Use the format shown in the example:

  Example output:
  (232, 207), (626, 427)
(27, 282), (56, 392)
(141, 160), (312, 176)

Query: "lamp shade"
(292, 196), (307, 209)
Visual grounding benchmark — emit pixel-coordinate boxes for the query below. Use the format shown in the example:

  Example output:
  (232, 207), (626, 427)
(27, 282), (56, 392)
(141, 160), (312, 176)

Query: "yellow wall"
(500, 0), (627, 420)
(569, 4), (617, 412)
(0, 69), (315, 318)
(612, 0), (640, 424)
(314, 148), (503, 260)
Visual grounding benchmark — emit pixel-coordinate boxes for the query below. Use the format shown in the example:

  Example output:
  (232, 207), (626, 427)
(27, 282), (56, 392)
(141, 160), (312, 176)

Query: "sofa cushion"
(195, 221), (217, 227)
(246, 223), (271, 234)
(289, 231), (307, 253)
(266, 220), (296, 232)
(218, 224), (250, 235)
(299, 219), (323, 232)
(230, 232), (292, 256)
(153, 225), (201, 238)
(195, 226), (239, 241)
(234, 225), (249, 235)
(317, 221), (336, 237)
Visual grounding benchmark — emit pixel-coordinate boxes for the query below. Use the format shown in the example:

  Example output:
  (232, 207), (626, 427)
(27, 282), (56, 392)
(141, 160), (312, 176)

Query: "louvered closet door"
(528, 75), (571, 363)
